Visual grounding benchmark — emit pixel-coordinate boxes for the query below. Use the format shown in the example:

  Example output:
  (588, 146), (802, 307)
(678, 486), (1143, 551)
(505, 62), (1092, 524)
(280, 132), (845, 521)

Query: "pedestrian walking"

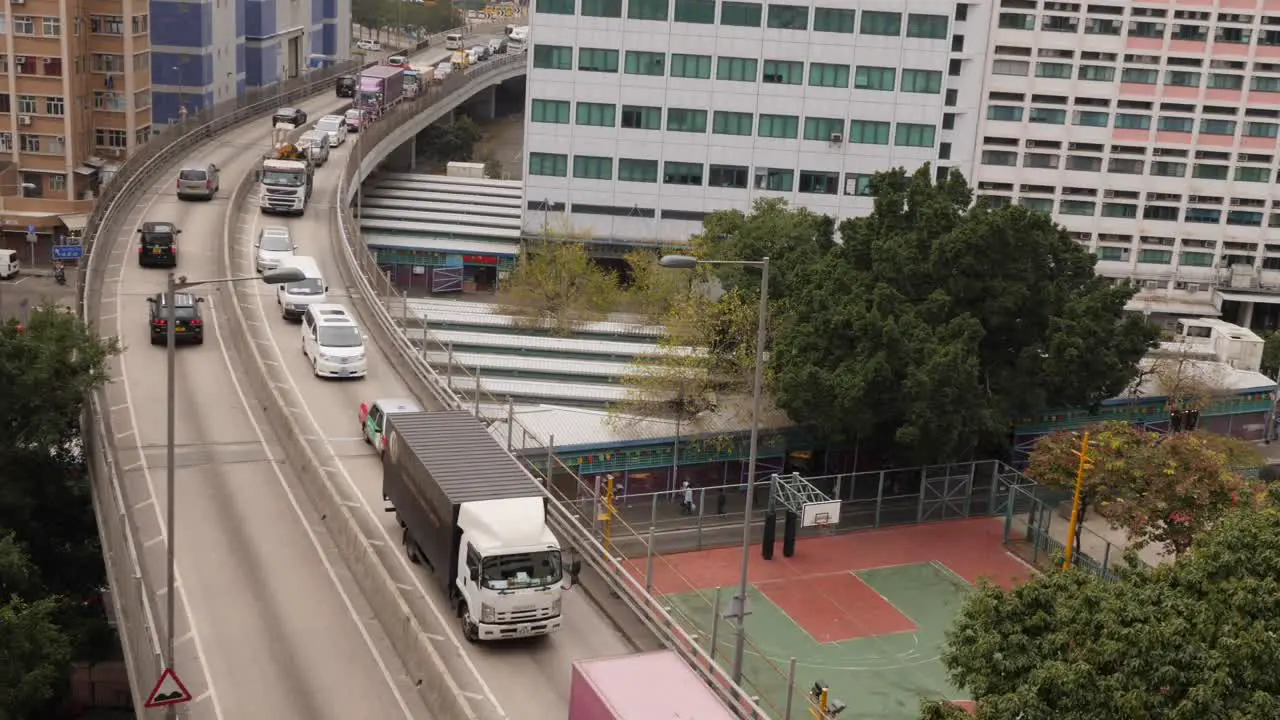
(716, 488), (727, 516)
(681, 481), (694, 515)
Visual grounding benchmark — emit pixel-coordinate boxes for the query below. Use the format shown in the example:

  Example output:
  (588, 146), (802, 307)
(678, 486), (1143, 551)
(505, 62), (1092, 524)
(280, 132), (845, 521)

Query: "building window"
(712, 110), (753, 135)
(1246, 121), (1279, 138)
(94, 128), (128, 149)
(134, 90), (151, 110)
(1114, 113), (1151, 130)
(1200, 118), (1236, 135)
(1085, 18), (1121, 35)
(843, 173), (873, 196)
(1059, 200), (1096, 216)
(132, 14), (148, 34)
(1138, 249), (1173, 264)
(529, 153), (569, 177)
(674, 0), (716, 23)
(50, 174), (66, 192)
(987, 105), (1023, 122)
(573, 155), (613, 180)
(757, 114), (798, 138)
(991, 60), (1029, 76)
(667, 108), (708, 132)
(664, 162), (704, 185)
(576, 102), (616, 127)
(808, 63), (849, 88)
(905, 13), (947, 39)
(19, 134), (40, 153)
(1236, 166), (1269, 183)
(135, 125), (151, 147)
(716, 56), (757, 82)
(1129, 20), (1165, 38)
(620, 105), (662, 129)
(798, 171), (838, 195)
(1121, 68), (1158, 84)
(754, 167), (793, 191)
(895, 123), (935, 148)
(41, 16), (59, 36)
(627, 0), (669, 20)
(91, 14), (124, 34)
(579, 48), (619, 73)
(1035, 62), (1072, 79)
(94, 91), (129, 112)
(900, 69), (942, 93)
(981, 150), (1017, 166)
(1020, 197), (1054, 213)
(1157, 116), (1194, 133)
(1029, 108), (1067, 124)
(860, 10), (901, 35)
(1179, 251), (1213, 267)
(533, 45), (573, 70)
(536, 0), (575, 14)
(13, 16), (33, 35)
(854, 66), (895, 91)
(1208, 73), (1244, 90)
(670, 53), (712, 79)
(708, 164), (749, 188)
(1096, 247), (1127, 262)
(624, 50), (664, 75)
(17, 95), (36, 114)
(42, 57), (61, 77)
(91, 54), (125, 73)
(1253, 75), (1280, 92)
(0, 133), (10, 151)
(803, 116), (843, 141)
(762, 59), (803, 84)
(44, 97), (63, 116)
(618, 158), (659, 182)
(14, 56), (34, 75)
(1107, 157), (1144, 174)
(766, 4), (807, 29)
(531, 99), (570, 123)
(813, 7), (854, 33)
(1150, 161), (1186, 177)
(720, 1), (761, 27)
(1077, 65), (1114, 82)
(849, 119), (891, 144)
(1184, 206), (1222, 222)
(1165, 70), (1201, 87)
(1101, 203), (1138, 219)
(1074, 110), (1108, 127)
(581, 0), (622, 16)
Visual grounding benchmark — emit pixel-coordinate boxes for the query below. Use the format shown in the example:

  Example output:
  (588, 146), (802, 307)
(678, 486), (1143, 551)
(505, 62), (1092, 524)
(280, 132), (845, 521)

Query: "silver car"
(298, 131), (330, 166)
(176, 163), (219, 200)
(255, 226), (296, 272)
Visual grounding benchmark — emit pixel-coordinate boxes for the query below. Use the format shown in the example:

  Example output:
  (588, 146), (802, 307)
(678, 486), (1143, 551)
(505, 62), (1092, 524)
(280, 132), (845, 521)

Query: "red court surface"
(632, 517), (1032, 596)
(758, 571), (919, 642)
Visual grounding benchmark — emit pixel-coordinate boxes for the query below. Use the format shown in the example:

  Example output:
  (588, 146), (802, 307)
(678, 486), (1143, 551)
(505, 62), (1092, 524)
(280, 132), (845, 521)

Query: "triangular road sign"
(145, 667), (193, 708)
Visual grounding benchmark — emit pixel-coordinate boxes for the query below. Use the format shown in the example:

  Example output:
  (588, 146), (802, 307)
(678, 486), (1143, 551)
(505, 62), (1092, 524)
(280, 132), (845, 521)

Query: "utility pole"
(1062, 431), (1091, 570)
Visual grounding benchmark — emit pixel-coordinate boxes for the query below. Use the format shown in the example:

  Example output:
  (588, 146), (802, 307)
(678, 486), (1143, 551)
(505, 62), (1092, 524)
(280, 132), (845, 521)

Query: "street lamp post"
(160, 267), (303, 720)
(658, 253), (770, 685)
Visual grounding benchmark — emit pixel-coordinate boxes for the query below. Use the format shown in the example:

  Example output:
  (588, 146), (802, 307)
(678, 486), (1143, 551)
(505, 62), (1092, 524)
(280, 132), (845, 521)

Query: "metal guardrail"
(75, 23), (510, 717)
(332, 58), (775, 719)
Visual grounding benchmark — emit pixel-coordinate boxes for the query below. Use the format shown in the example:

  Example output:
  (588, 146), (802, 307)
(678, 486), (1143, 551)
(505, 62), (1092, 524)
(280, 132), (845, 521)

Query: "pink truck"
(569, 651), (738, 719)
(357, 65), (405, 116)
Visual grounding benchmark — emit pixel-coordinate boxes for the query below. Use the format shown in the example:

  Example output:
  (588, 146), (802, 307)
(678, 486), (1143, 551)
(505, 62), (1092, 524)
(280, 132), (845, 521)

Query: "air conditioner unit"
(828, 132), (843, 144)
(11, 0), (24, 5)
(1142, 280), (1160, 289)
(15, 56), (26, 64)
(42, 57), (53, 64)
(1187, 283), (1201, 293)
(18, 115), (31, 126)
(1103, 190), (1117, 198)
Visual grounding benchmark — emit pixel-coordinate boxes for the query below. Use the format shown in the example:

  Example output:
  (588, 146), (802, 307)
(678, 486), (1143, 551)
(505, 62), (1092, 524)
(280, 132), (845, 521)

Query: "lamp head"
(658, 254), (699, 269)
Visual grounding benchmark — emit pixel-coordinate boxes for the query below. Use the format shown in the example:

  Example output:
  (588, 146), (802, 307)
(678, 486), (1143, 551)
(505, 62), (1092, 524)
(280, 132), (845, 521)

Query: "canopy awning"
(59, 213), (89, 233)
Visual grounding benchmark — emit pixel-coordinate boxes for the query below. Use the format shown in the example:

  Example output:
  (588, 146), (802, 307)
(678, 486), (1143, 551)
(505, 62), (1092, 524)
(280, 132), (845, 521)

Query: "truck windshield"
(262, 170), (305, 187)
(481, 550), (562, 590)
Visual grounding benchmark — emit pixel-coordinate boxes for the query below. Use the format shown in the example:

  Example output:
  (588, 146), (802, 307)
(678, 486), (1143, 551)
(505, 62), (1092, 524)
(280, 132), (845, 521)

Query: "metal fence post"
(445, 341), (453, 389)
(874, 470), (886, 527)
(547, 434), (556, 483)
(783, 657), (798, 720)
(592, 474), (602, 536)
(916, 467), (927, 522)
(473, 368), (482, 416)
(644, 524), (657, 593)
(708, 586), (722, 661)
(505, 398), (514, 450)
(696, 487), (706, 550)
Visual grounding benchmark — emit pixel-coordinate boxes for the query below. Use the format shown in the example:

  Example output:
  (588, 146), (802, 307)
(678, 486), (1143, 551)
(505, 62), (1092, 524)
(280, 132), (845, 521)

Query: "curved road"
(96, 43), (480, 719)
(227, 76), (634, 720)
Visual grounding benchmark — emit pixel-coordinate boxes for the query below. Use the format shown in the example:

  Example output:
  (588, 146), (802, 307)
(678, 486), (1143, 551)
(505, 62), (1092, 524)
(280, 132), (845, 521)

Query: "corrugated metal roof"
(378, 171), (523, 190)
(362, 198), (523, 219)
(361, 218), (523, 241)
(375, 179), (522, 200)
(359, 207), (523, 230)
(364, 188), (522, 209)
(387, 411), (541, 504)
(364, 233), (521, 255)
(405, 327), (695, 359)
(406, 298), (665, 339)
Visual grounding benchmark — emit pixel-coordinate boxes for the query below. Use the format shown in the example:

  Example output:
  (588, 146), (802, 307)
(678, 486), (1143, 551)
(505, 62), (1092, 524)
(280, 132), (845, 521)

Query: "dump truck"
(383, 410), (570, 642)
(357, 65), (405, 115)
(259, 141), (314, 215)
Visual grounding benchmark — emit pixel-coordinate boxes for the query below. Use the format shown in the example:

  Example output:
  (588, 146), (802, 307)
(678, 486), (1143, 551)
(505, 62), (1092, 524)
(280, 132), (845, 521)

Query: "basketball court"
(635, 518), (1031, 719)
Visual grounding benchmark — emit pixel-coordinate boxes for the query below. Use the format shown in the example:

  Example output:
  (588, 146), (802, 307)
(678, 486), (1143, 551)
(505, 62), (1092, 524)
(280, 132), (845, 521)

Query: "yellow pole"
(809, 688), (829, 719)
(1062, 431), (1090, 570)
(603, 475), (615, 557)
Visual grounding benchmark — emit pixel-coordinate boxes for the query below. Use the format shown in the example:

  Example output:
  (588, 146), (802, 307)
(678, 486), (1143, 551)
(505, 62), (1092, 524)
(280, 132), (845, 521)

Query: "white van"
(275, 256), (327, 320)
(0, 249), (18, 279)
(444, 33), (464, 50)
(300, 304), (367, 378)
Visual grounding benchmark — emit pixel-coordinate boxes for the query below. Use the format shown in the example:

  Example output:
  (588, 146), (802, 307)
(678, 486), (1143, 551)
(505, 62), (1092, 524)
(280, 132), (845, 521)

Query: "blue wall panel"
(311, 0), (323, 26)
(150, 2), (212, 48)
(152, 51), (214, 87)
(236, 44), (246, 77)
(321, 23), (337, 59)
(322, 0), (336, 20)
(235, 0), (246, 38)
(245, 45), (282, 86)
(245, 0), (277, 38)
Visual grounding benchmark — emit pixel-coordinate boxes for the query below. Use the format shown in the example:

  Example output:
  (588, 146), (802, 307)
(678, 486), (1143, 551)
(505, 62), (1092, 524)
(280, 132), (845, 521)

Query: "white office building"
(522, 0), (988, 243)
(523, 0), (1280, 328)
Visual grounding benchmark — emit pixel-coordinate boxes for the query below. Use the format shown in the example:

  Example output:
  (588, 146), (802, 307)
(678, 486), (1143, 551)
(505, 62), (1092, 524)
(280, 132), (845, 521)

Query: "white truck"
(259, 143), (314, 215)
(508, 26), (529, 52)
(383, 410), (573, 642)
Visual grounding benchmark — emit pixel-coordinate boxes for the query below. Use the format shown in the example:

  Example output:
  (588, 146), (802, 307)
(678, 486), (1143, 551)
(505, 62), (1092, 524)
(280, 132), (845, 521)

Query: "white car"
(356, 39), (381, 51)
(315, 115), (348, 146)
(255, 226), (296, 272)
(301, 304), (368, 379)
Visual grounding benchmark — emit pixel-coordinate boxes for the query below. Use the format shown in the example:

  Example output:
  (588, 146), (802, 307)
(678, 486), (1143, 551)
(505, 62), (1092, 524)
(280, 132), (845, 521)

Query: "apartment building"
(0, 0), (151, 236)
(522, 0), (991, 244)
(150, 0), (352, 125)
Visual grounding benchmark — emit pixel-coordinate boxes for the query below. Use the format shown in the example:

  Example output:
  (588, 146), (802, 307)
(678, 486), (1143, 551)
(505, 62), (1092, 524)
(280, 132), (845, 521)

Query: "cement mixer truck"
(259, 138), (314, 215)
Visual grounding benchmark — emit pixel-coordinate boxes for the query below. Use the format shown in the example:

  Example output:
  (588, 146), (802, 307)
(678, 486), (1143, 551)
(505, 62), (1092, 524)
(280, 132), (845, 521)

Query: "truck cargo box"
(447, 161), (486, 178)
(383, 410), (544, 587)
(569, 651), (737, 720)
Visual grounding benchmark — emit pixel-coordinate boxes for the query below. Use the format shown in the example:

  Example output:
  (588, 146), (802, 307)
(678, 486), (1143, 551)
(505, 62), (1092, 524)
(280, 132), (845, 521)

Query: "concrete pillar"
(1242, 301), (1255, 329)
(408, 135), (416, 172)
(486, 85), (497, 120)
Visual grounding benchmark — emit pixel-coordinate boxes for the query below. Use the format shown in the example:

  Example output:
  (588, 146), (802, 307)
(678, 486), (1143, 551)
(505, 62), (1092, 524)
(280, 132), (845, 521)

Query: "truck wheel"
(403, 527), (421, 565)
(458, 604), (480, 643)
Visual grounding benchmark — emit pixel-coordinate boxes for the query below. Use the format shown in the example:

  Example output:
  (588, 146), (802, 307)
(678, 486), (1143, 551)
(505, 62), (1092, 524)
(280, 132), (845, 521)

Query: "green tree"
(1262, 331), (1280, 378)
(697, 169), (1159, 464)
(420, 115), (482, 165)
(1028, 422), (1263, 557)
(404, 1), (463, 34)
(499, 240), (621, 334)
(0, 535), (73, 719)
(938, 505), (1280, 719)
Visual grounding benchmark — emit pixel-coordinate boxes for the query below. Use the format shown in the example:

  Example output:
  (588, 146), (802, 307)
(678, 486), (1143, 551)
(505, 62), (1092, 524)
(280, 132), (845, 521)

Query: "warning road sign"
(145, 667), (193, 708)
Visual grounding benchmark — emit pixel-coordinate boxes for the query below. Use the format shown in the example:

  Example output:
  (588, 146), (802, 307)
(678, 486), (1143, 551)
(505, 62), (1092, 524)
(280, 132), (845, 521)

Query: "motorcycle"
(53, 262), (66, 285)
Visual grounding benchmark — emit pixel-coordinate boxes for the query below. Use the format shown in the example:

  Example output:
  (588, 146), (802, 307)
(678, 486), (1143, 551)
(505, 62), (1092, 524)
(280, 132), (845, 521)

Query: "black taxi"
(138, 222), (181, 268)
(147, 292), (205, 345)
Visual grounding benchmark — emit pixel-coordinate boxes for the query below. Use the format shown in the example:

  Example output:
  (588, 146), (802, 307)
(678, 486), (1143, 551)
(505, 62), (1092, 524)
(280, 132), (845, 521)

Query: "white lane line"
(115, 165), (225, 720)
(193, 692), (212, 704)
(133, 499), (154, 511)
(143, 536), (165, 548)
(115, 429), (135, 439)
(122, 462), (143, 472)
(110, 403), (129, 411)
(245, 186), (507, 717)
(219, 192), (418, 719)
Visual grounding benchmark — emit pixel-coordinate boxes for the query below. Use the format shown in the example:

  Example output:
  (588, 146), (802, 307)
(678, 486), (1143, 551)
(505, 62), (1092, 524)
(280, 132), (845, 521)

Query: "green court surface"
(663, 562), (973, 719)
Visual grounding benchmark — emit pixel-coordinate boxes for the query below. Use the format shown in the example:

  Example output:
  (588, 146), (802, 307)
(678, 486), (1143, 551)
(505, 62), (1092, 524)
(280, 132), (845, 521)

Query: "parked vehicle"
(382, 410), (571, 642)
(0, 249), (19, 279)
(356, 39), (381, 51)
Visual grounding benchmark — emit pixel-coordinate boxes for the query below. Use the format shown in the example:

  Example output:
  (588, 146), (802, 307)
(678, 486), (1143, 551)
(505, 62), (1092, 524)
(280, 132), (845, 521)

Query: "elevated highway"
(81, 30), (517, 719)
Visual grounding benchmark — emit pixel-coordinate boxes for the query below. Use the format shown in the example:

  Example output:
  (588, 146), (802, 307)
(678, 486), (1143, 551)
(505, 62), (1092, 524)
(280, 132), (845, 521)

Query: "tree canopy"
(692, 167), (1159, 463)
(353, 0), (462, 40)
(936, 503), (1280, 719)
(499, 239), (621, 334)
(0, 305), (120, 717)
(1028, 422), (1263, 557)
